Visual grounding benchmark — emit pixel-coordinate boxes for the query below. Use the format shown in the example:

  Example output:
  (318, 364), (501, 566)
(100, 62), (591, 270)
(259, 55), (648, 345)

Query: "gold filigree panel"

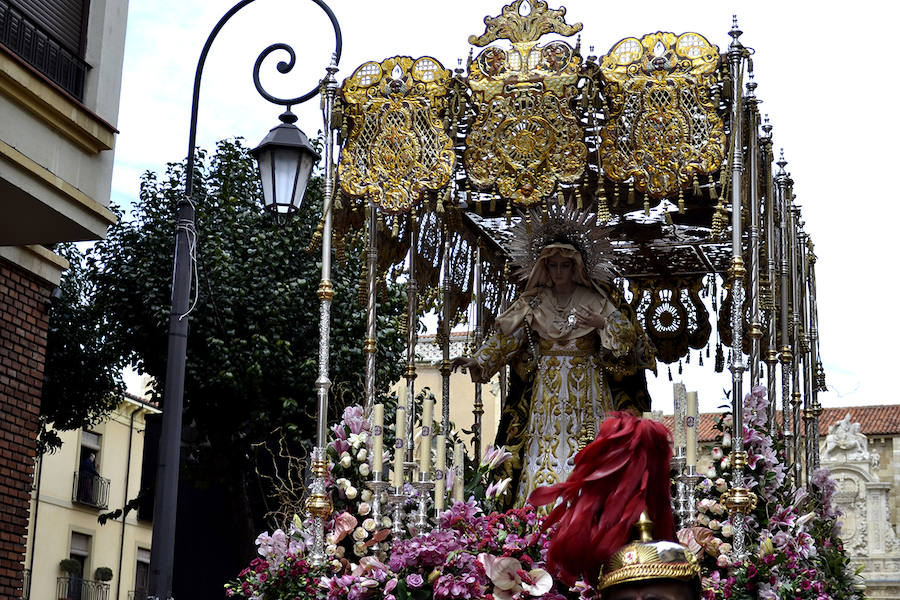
(463, 0), (586, 207)
(338, 56), (454, 214)
(599, 32), (724, 200)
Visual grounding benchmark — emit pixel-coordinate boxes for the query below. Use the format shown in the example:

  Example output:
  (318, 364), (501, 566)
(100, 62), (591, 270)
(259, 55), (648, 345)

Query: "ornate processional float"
(229, 2), (857, 599)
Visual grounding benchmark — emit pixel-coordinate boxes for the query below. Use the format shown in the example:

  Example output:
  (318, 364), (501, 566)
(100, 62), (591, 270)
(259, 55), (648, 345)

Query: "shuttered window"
(12, 0), (87, 54)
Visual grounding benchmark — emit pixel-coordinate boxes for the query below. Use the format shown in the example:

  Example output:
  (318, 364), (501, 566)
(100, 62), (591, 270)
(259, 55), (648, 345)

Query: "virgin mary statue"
(454, 205), (655, 506)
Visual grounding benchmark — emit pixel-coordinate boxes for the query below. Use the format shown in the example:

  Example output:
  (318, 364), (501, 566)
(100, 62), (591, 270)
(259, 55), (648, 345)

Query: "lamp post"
(147, 2), (340, 598)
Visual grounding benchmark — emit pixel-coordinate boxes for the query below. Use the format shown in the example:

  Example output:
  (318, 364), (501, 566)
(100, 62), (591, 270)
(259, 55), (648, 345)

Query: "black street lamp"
(147, 2), (340, 599)
(251, 109), (321, 220)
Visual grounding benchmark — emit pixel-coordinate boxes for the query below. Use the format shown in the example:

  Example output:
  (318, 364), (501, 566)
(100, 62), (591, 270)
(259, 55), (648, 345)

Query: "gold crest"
(599, 32), (724, 200)
(338, 56), (454, 214)
(463, 0), (586, 206)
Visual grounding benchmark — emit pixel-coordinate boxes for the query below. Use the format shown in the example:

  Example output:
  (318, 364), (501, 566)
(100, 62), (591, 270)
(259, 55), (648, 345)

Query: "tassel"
(677, 188), (684, 213)
(693, 173), (700, 195)
(668, 365), (673, 381)
(644, 194), (651, 217)
(613, 184), (620, 207)
(678, 360), (683, 375)
(506, 200), (512, 227)
(628, 181), (635, 205)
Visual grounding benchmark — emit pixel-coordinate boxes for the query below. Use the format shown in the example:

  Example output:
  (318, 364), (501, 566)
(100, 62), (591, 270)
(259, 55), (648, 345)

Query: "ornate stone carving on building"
(820, 415), (900, 598)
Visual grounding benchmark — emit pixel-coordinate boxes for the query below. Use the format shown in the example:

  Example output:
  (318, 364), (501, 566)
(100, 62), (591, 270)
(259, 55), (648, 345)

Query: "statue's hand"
(451, 356), (484, 383)
(574, 305), (606, 330)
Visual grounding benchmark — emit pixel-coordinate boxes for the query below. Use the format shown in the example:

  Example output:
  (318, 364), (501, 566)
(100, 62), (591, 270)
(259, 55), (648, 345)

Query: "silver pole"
(775, 151), (792, 472)
(806, 238), (823, 470)
(364, 201), (378, 414)
(472, 243), (484, 457)
(405, 214), (418, 464)
(746, 74), (762, 389)
(798, 229), (813, 487)
(760, 117), (778, 435)
(722, 17), (753, 562)
(440, 230), (451, 437)
(307, 56), (339, 567)
(788, 201), (802, 487)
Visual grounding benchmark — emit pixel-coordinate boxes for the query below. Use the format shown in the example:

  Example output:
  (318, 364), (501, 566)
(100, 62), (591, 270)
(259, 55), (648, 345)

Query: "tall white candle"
(453, 442), (465, 502)
(686, 391), (698, 467)
(393, 393), (406, 488)
(673, 383), (687, 452)
(372, 403), (384, 475)
(434, 434), (446, 511)
(419, 398), (433, 472)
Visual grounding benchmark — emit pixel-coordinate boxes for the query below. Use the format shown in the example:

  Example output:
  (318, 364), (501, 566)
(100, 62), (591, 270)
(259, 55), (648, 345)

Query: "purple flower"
(405, 574), (424, 588)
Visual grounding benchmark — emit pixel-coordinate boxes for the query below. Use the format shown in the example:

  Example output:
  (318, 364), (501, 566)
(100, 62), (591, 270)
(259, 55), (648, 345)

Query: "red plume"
(528, 412), (675, 585)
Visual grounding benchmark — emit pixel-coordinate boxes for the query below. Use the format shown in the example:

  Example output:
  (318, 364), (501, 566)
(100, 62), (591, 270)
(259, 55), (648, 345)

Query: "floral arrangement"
(230, 394), (865, 600)
(683, 386), (863, 600)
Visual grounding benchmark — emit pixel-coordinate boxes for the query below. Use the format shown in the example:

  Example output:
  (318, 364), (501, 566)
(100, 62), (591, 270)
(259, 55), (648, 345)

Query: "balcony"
(127, 591), (148, 600)
(56, 577), (110, 600)
(0, 0), (90, 100)
(71, 471), (110, 510)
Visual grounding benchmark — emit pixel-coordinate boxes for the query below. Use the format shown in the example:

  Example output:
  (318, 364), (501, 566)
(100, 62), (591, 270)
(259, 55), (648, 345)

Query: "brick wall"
(0, 258), (51, 600)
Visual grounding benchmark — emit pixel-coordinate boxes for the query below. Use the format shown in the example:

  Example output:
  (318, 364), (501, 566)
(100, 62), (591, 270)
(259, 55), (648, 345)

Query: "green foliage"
(40, 242), (125, 453)
(94, 567), (113, 582)
(88, 138), (405, 513)
(59, 559), (81, 574)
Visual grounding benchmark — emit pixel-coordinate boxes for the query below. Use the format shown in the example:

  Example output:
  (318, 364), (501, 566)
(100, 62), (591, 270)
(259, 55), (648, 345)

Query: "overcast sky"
(113, 0), (899, 414)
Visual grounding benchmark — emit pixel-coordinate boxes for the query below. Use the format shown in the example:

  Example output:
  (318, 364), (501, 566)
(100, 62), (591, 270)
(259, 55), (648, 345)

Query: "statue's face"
(546, 257), (574, 287)
(604, 580), (693, 600)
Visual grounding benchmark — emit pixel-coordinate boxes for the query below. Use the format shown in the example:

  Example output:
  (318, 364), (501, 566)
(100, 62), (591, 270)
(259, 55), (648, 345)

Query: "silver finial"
(761, 114), (772, 138)
(729, 15), (743, 49)
(776, 149), (787, 173)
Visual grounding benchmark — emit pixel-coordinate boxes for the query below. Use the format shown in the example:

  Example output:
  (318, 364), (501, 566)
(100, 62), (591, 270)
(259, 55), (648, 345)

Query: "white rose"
(359, 463), (371, 477)
(356, 449), (368, 462)
(361, 490), (373, 503)
(345, 486), (358, 500)
(357, 502), (372, 516)
(719, 542), (732, 555)
(331, 559), (342, 570)
(326, 533), (337, 545)
(336, 478), (350, 490)
(721, 524), (734, 538)
(708, 519), (721, 531)
(335, 545), (345, 558)
(696, 514), (710, 526)
(382, 516), (392, 528)
(715, 478), (728, 493)
(363, 518), (377, 532)
(353, 526), (367, 541)
(340, 454), (352, 468)
(326, 544), (337, 555)
(353, 542), (367, 556)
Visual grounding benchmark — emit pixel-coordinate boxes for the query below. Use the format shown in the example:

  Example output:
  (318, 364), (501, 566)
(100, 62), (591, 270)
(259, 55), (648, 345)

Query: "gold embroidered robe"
(470, 285), (638, 505)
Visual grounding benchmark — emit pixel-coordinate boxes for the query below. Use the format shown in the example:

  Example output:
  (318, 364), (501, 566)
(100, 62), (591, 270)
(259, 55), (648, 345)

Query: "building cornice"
(0, 245), (68, 286)
(0, 47), (117, 154)
(0, 138), (117, 229)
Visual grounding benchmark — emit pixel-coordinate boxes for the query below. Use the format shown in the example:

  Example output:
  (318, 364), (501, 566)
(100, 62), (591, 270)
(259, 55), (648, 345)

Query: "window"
(74, 431), (109, 508)
(134, 548), (150, 599)
(60, 532), (91, 600)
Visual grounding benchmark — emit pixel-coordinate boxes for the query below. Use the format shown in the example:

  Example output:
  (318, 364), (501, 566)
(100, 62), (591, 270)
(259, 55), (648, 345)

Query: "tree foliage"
(43, 139), (407, 568)
(92, 138), (406, 470)
(40, 242), (125, 453)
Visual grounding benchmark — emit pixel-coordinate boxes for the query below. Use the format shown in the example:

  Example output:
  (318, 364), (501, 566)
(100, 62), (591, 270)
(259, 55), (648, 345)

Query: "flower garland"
(684, 386), (863, 600)
(229, 393), (865, 600)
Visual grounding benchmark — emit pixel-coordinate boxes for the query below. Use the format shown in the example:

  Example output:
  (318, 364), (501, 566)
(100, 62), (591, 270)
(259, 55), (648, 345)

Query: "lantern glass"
(251, 112), (320, 218)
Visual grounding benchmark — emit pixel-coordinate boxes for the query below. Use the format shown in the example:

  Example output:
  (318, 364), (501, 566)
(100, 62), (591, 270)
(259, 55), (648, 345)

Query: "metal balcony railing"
(127, 590), (148, 600)
(56, 577), (110, 600)
(0, 0), (90, 100)
(72, 471), (111, 509)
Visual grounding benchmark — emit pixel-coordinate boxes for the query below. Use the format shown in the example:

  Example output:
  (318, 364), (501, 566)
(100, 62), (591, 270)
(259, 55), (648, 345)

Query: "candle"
(393, 394), (406, 488)
(673, 383), (687, 452)
(453, 442), (465, 502)
(419, 398), (433, 472)
(434, 434), (446, 511)
(686, 391), (698, 467)
(372, 403), (384, 475)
